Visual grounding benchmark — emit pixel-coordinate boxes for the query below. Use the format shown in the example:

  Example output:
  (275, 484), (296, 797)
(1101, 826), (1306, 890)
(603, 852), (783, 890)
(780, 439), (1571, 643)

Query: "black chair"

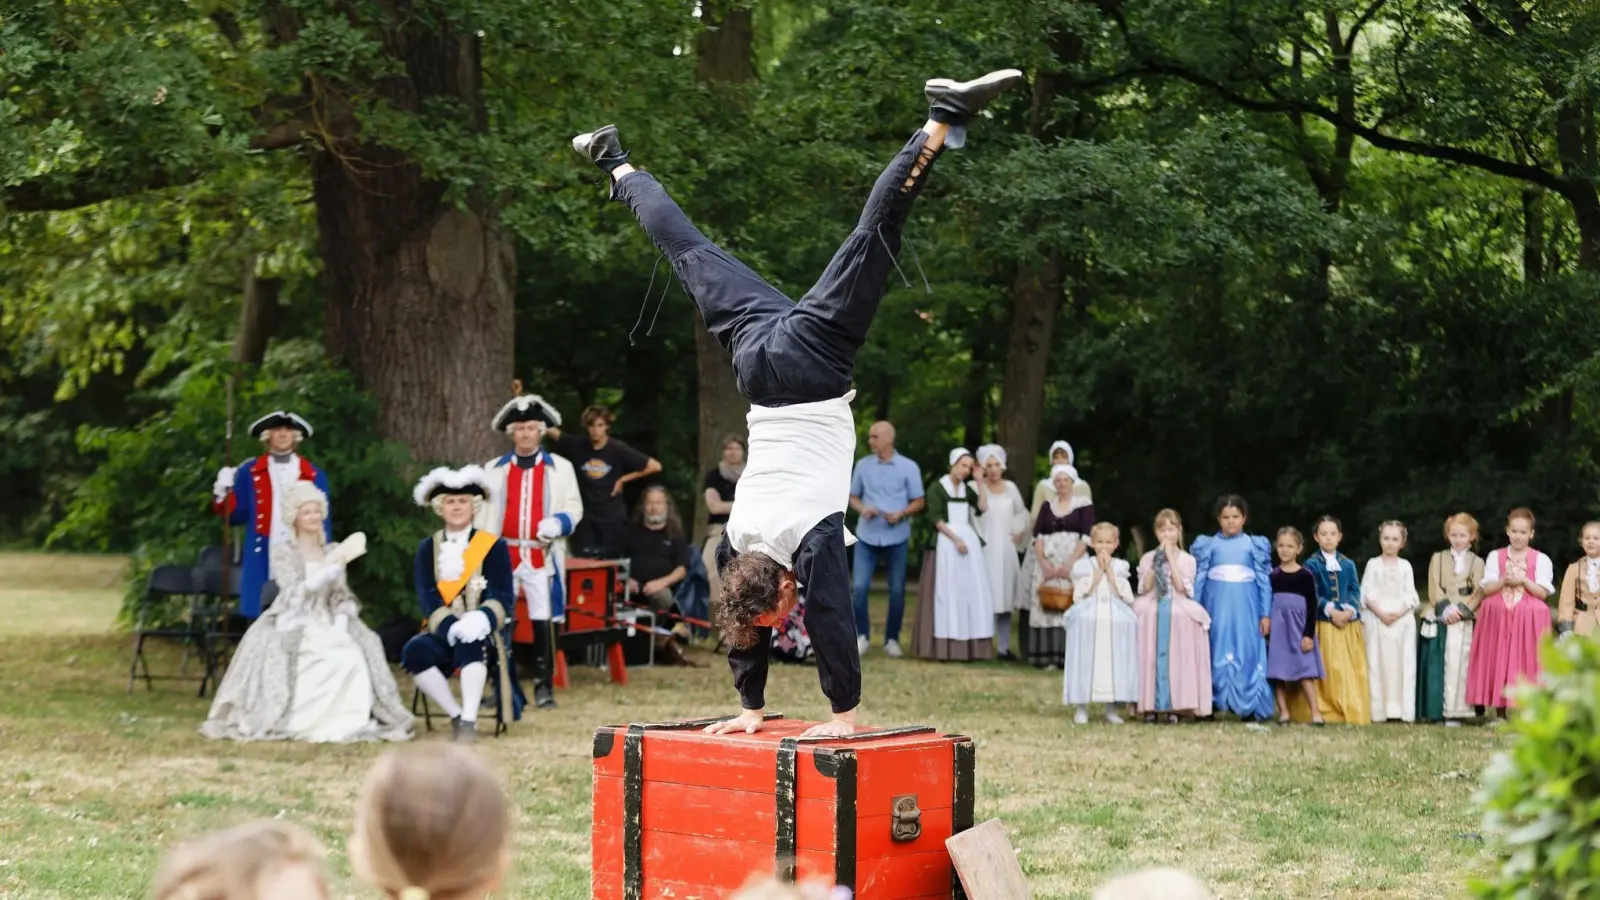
(192, 545), (246, 679)
(410, 633), (509, 738)
(127, 565), (221, 696)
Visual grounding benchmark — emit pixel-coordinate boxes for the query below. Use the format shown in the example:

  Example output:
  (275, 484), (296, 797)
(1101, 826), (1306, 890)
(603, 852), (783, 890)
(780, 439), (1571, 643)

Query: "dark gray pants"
(614, 131), (936, 406)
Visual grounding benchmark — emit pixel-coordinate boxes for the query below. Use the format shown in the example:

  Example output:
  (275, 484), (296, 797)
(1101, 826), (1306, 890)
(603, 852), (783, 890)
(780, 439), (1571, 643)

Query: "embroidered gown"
(1134, 549), (1212, 716)
(200, 540), (412, 743)
(913, 476), (995, 661)
(1466, 547), (1554, 709)
(1361, 557), (1420, 722)
(1018, 499), (1096, 668)
(1063, 556), (1138, 705)
(1190, 532), (1275, 720)
(1290, 552), (1370, 725)
(1418, 549), (1482, 722)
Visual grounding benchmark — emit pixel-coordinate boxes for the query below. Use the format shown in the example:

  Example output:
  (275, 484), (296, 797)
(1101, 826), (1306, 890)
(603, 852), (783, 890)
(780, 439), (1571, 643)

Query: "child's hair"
(352, 744), (509, 900)
(150, 819), (327, 900)
(1090, 521), (1120, 542)
(1582, 520), (1600, 538)
(731, 878), (846, 900)
(1378, 519), (1408, 546)
(1508, 507), (1537, 529)
(1443, 512), (1480, 543)
(1276, 525), (1304, 550)
(1091, 867), (1213, 900)
(1214, 494), (1249, 518)
(1153, 508), (1184, 541)
(1313, 514), (1343, 535)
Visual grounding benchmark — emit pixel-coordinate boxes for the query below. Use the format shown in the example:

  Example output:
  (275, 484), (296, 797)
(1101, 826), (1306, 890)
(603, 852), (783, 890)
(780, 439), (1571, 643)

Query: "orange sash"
(437, 530), (500, 605)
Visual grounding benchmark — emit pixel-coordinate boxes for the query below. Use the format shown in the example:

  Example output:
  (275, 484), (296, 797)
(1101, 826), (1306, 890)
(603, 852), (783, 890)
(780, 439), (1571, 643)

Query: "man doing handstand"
(573, 68), (1021, 737)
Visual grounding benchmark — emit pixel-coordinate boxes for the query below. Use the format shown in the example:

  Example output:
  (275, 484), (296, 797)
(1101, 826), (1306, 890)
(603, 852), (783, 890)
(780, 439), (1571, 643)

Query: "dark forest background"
(3, 0), (1598, 622)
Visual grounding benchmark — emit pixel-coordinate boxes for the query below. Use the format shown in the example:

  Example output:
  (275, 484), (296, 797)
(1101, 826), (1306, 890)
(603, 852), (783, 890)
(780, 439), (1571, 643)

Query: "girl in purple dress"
(1267, 527), (1324, 725)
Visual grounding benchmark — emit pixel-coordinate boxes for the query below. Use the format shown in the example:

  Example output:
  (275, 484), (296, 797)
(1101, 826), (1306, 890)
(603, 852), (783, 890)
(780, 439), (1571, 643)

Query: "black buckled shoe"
(572, 125), (630, 173)
(534, 682), (557, 709)
(924, 68), (1024, 148)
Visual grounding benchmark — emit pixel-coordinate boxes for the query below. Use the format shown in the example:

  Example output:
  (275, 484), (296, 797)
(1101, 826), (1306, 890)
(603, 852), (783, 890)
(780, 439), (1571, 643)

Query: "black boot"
(923, 68), (1023, 148)
(534, 681), (557, 709)
(572, 125), (630, 173)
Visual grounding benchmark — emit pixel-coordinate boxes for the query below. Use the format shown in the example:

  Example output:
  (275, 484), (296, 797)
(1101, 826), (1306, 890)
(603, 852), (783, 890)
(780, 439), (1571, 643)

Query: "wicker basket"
(1037, 583), (1075, 612)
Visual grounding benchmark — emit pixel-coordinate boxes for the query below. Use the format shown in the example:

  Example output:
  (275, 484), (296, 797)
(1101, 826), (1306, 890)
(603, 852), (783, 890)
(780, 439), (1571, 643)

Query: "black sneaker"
(924, 68), (1024, 148)
(572, 125), (630, 172)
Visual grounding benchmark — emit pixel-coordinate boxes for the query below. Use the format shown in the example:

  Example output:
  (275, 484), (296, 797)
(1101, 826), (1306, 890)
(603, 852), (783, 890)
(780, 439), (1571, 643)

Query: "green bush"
(51, 342), (430, 626)
(1472, 635), (1600, 898)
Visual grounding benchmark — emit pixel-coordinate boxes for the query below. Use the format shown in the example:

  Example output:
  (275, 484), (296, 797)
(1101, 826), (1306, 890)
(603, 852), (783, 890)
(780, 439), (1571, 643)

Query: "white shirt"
(267, 453), (302, 548)
(725, 391), (858, 569)
(1481, 548), (1555, 593)
(1585, 557), (1600, 593)
(1321, 550), (1340, 570)
(1450, 548), (1470, 575)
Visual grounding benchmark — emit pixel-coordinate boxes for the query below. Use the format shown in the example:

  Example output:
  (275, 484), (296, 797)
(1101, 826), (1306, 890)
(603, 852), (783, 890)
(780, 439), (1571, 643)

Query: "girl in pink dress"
(1466, 507), (1555, 716)
(1134, 509), (1213, 722)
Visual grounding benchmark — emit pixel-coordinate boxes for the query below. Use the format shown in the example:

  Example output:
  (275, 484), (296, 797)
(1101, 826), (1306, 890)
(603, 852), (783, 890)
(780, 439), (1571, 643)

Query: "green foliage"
(1471, 636), (1600, 898)
(50, 342), (428, 626)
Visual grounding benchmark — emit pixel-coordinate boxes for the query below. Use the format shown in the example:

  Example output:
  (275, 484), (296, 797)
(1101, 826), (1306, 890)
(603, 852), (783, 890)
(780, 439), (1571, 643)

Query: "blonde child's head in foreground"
(150, 819), (328, 900)
(731, 878), (851, 900)
(1092, 867), (1213, 900)
(350, 743), (510, 900)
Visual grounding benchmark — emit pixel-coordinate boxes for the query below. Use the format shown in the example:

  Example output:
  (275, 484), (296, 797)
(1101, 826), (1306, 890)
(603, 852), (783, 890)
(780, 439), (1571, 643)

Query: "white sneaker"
(1073, 707), (1089, 725)
(884, 639), (904, 658)
(857, 636), (870, 655)
(1445, 720), (1462, 728)
(1105, 710), (1125, 725)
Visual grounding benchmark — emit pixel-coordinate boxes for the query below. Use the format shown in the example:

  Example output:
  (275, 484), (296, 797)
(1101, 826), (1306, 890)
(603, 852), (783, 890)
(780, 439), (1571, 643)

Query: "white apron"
(978, 480), (1025, 614)
(933, 479), (995, 641)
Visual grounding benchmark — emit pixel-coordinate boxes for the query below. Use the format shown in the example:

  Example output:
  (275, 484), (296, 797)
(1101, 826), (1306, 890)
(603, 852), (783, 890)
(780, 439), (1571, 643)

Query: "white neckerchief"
(438, 527), (471, 583)
(1586, 556), (1600, 593)
(1450, 547), (1469, 575)
(1048, 494), (1091, 517)
(1321, 550), (1339, 570)
(267, 453), (300, 547)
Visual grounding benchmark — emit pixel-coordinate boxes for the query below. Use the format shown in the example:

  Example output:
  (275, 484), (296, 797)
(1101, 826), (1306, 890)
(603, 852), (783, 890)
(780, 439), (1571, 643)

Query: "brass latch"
(891, 794), (921, 842)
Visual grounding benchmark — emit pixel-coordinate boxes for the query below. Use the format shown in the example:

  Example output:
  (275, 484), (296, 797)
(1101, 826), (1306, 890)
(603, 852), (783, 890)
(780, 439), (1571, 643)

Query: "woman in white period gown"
(975, 444), (1028, 658)
(913, 448), (995, 660)
(200, 482), (412, 743)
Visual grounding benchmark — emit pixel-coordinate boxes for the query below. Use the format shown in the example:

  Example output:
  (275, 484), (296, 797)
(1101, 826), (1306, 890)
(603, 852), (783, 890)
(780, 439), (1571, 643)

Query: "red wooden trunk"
(592, 715), (975, 900)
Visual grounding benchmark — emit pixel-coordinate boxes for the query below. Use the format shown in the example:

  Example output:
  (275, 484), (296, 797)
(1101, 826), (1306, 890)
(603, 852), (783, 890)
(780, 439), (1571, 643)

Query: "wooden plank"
(945, 819), (1030, 900)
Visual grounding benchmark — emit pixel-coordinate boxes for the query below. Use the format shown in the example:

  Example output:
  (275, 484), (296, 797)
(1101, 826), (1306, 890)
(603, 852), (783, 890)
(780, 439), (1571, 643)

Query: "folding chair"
(192, 545), (244, 682)
(127, 565), (219, 696)
(410, 636), (509, 738)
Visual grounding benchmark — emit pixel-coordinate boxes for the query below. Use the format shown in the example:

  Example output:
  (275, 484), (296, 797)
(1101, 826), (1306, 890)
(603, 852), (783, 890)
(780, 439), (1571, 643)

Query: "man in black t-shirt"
(547, 405), (661, 557)
(622, 486), (693, 661)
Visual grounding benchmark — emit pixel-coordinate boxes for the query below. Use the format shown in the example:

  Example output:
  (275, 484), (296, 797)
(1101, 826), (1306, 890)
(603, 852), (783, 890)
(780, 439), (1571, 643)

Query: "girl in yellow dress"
(1291, 516), (1371, 724)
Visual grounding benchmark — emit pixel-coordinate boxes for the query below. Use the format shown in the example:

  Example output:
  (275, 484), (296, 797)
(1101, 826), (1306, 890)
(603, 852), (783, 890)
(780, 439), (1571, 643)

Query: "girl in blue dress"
(1190, 495), (1276, 721)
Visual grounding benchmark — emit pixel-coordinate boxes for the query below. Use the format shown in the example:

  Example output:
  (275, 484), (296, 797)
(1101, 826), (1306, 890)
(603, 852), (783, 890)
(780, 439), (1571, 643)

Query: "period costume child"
(913, 448), (995, 661)
(975, 444), (1029, 658)
(1555, 543), (1600, 641)
(1190, 528), (1275, 720)
(402, 466), (523, 743)
(1419, 543), (1483, 722)
(1467, 515), (1554, 712)
(1300, 549), (1371, 724)
(476, 394), (583, 710)
(575, 69), (1023, 736)
(211, 410), (330, 619)
(1361, 553), (1420, 722)
(1064, 526), (1139, 723)
(1266, 566), (1322, 689)
(200, 483), (411, 743)
(1135, 544), (1213, 720)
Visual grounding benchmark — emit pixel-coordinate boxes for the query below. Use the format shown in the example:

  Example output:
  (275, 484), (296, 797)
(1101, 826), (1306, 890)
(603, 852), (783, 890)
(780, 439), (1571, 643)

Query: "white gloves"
(536, 517), (564, 540)
(304, 562), (345, 591)
(212, 466), (237, 500)
(334, 613), (349, 632)
(326, 532), (368, 566)
(447, 609), (492, 646)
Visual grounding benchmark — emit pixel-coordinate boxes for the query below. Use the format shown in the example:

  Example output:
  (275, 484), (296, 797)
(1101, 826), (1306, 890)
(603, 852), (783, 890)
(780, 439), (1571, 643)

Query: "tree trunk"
(1523, 187), (1546, 282)
(997, 254), (1064, 492)
(312, 28), (514, 464)
(232, 257), (281, 366)
(689, 1), (757, 543)
(961, 356), (988, 453)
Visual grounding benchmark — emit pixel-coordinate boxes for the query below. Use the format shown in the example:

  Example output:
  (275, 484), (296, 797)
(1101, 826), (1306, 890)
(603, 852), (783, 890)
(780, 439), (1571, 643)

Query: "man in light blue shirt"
(849, 420), (925, 657)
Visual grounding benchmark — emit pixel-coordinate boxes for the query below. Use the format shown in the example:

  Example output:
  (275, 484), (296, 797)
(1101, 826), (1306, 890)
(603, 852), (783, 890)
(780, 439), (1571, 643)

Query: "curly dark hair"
(715, 551), (783, 649)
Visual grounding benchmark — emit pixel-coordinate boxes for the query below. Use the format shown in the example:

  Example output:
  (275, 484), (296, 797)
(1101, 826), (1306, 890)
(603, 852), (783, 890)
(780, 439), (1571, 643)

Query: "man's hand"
(627, 579), (640, 594)
(704, 708), (767, 735)
(884, 511), (902, 525)
(860, 506), (880, 520)
(802, 715), (856, 738)
(642, 578), (666, 596)
(212, 466), (236, 500)
(611, 480), (625, 497)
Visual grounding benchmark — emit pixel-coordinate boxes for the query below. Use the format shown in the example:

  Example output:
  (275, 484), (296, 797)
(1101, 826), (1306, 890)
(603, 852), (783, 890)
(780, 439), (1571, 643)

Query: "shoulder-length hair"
(633, 485), (685, 541)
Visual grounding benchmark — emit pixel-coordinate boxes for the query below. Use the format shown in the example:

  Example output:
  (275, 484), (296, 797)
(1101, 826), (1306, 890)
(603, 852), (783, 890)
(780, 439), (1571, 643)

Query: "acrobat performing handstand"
(573, 68), (1022, 737)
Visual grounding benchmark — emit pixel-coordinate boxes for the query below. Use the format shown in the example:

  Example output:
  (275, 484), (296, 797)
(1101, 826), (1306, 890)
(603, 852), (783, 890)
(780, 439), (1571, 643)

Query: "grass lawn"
(0, 552), (1501, 899)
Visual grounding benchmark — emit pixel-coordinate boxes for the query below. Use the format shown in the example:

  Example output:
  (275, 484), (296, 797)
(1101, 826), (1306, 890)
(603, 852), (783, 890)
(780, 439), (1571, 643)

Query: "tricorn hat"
(249, 410), (313, 439)
(491, 394), (562, 432)
(412, 465), (493, 507)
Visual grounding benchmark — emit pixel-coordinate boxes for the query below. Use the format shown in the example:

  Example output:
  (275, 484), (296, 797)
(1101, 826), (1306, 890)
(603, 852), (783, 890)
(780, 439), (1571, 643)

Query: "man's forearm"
(849, 495), (867, 514)
(662, 565), (687, 587)
(901, 497), (925, 516)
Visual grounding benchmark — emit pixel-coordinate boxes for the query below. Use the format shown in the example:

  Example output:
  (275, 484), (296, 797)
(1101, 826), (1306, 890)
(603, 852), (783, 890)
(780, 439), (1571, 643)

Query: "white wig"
(976, 443), (1007, 469)
(281, 481), (328, 535)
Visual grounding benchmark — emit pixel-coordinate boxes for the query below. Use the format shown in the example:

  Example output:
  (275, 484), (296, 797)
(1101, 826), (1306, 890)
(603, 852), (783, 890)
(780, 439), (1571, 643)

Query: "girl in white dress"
(912, 448), (995, 660)
(201, 482), (412, 743)
(1064, 522), (1139, 723)
(1361, 520), (1420, 722)
(975, 444), (1029, 659)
